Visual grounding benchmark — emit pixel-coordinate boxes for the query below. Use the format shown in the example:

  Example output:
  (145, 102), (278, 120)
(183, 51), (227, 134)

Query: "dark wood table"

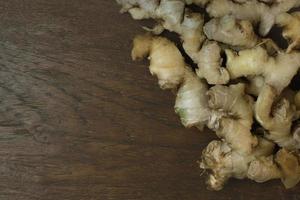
(0, 1), (299, 199)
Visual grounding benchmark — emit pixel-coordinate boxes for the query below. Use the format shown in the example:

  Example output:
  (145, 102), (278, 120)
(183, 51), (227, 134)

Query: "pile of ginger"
(116, 0), (300, 190)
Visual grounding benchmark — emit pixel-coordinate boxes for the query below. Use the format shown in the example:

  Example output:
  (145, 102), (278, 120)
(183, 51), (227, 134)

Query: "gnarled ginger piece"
(132, 34), (185, 89)
(132, 34), (210, 129)
(196, 41), (230, 84)
(226, 46), (300, 93)
(255, 84), (300, 149)
(200, 138), (275, 190)
(206, 0), (300, 36)
(276, 12), (300, 53)
(203, 15), (258, 49)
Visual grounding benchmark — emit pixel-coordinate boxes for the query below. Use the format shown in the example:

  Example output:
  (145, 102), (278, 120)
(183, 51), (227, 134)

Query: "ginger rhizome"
(276, 12), (300, 53)
(132, 34), (211, 129)
(226, 46), (300, 93)
(206, 0), (300, 36)
(195, 41), (229, 84)
(255, 84), (300, 149)
(116, 0), (300, 191)
(204, 15), (258, 49)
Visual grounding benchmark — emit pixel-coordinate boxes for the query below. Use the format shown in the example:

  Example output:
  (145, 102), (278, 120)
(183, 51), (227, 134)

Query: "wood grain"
(0, 1), (298, 199)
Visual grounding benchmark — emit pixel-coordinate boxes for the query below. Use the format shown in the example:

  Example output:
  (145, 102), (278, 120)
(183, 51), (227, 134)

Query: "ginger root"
(132, 34), (185, 89)
(174, 69), (211, 129)
(255, 84), (300, 149)
(207, 83), (257, 154)
(117, 0), (300, 191)
(276, 12), (300, 53)
(200, 138), (274, 190)
(226, 46), (300, 93)
(201, 138), (300, 190)
(203, 15), (258, 48)
(132, 34), (211, 129)
(206, 0), (300, 36)
(117, 0), (206, 61)
(195, 41), (230, 84)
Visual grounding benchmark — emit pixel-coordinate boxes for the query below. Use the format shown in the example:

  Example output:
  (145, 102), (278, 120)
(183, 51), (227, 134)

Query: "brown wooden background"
(0, 0), (299, 199)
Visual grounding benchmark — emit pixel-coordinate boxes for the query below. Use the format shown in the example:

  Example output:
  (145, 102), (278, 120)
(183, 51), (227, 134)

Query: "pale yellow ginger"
(255, 84), (300, 149)
(201, 139), (300, 190)
(206, 0), (300, 36)
(132, 34), (211, 129)
(132, 34), (186, 89)
(117, 0), (206, 61)
(217, 119), (258, 154)
(117, 0), (233, 85)
(203, 15), (258, 48)
(200, 138), (274, 190)
(248, 148), (300, 188)
(117, 0), (300, 190)
(276, 12), (300, 53)
(178, 9), (206, 61)
(207, 84), (257, 154)
(226, 46), (300, 93)
(174, 69), (211, 130)
(247, 156), (281, 183)
(246, 76), (265, 96)
(208, 84), (254, 128)
(274, 149), (300, 188)
(196, 41), (230, 84)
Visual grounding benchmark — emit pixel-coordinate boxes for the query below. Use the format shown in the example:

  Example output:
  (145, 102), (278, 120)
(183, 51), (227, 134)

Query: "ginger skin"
(207, 84), (257, 154)
(246, 76), (265, 96)
(276, 12), (300, 53)
(118, 1), (300, 190)
(201, 139), (300, 191)
(132, 34), (185, 89)
(174, 69), (210, 129)
(132, 34), (211, 129)
(206, 0), (300, 36)
(204, 15), (258, 49)
(200, 138), (274, 190)
(226, 46), (300, 93)
(255, 84), (300, 150)
(195, 41), (230, 84)
(117, 0), (231, 85)
(117, 0), (206, 61)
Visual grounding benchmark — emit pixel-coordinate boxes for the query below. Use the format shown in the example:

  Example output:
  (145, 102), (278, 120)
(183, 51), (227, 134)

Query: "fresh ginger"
(206, 0), (300, 36)
(276, 12), (300, 53)
(117, 0), (300, 191)
(246, 76), (265, 96)
(203, 15), (258, 48)
(174, 69), (211, 129)
(132, 34), (211, 129)
(207, 84), (254, 129)
(200, 138), (273, 190)
(207, 83), (257, 154)
(226, 46), (300, 93)
(255, 84), (300, 150)
(117, 0), (206, 61)
(195, 41), (230, 84)
(201, 138), (300, 190)
(117, 0), (232, 85)
(248, 148), (300, 189)
(132, 34), (186, 89)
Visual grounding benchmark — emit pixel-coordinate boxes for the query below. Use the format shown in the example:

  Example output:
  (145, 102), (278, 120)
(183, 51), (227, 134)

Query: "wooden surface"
(0, 1), (299, 199)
